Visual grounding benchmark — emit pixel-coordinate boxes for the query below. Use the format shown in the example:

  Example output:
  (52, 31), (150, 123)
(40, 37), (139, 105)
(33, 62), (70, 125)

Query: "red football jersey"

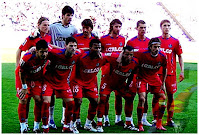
(73, 51), (107, 87)
(102, 53), (139, 90)
(137, 50), (167, 86)
(127, 36), (150, 57)
(19, 34), (51, 51)
(100, 34), (125, 53)
(45, 48), (83, 87)
(73, 33), (96, 49)
(20, 52), (48, 81)
(158, 36), (183, 75)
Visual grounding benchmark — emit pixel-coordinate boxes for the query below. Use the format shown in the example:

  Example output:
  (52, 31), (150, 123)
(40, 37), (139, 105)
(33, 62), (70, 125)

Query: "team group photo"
(1, 0), (198, 133)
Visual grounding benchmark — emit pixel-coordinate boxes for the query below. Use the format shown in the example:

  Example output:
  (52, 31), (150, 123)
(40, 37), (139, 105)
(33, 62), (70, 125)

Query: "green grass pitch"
(2, 62), (197, 133)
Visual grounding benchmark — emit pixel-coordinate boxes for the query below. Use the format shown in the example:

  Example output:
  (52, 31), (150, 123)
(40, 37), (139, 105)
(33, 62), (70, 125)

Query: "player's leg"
(103, 94), (110, 127)
(73, 98), (82, 129)
(152, 94), (159, 126)
(137, 92), (146, 131)
(114, 93), (124, 126)
(48, 93), (57, 129)
(123, 93), (137, 131)
(18, 99), (28, 133)
(61, 101), (66, 125)
(142, 92), (152, 126)
(154, 91), (167, 131)
(25, 97), (31, 131)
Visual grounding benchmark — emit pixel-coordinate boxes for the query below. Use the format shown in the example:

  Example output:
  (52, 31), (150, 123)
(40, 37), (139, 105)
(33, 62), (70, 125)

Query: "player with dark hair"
(100, 19), (125, 127)
(136, 38), (167, 131)
(43, 37), (82, 133)
(153, 19), (184, 127)
(16, 40), (52, 133)
(15, 17), (51, 131)
(70, 38), (106, 132)
(127, 20), (151, 126)
(96, 45), (139, 132)
(48, 5), (78, 128)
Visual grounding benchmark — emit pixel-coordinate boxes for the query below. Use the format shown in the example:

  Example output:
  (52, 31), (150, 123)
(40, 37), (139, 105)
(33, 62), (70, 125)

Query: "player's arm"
(16, 48), (22, 67)
(178, 54), (184, 82)
(125, 72), (134, 93)
(19, 61), (28, 100)
(161, 60), (167, 93)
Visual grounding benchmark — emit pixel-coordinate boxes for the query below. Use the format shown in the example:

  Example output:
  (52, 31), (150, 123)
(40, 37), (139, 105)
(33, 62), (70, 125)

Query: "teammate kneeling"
(136, 38), (167, 131)
(97, 46), (139, 132)
(16, 40), (52, 133)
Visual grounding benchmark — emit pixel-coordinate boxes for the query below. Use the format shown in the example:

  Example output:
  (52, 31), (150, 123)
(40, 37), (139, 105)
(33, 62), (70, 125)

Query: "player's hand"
(98, 52), (103, 59)
(29, 29), (40, 40)
(179, 72), (184, 82)
(28, 46), (36, 54)
(18, 89), (28, 100)
(161, 84), (166, 93)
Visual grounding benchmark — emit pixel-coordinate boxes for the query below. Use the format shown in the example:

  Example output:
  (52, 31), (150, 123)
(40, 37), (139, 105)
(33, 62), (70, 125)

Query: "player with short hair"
(43, 37), (81, 133)
(70, 39), (106, 132)
(136, 38), (167, 131)
(100, 19), (125, 127)
(16, 39), (52, 133)
(15, 17), (51, 131)
(155, 19), (184, 127)
(127, 20), (151, 126)
(48, 5), (78, 128)
(96, 45), (139, 132)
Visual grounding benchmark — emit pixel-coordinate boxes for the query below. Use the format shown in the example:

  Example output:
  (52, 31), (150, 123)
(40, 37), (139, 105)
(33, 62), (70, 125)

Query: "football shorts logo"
(168, 44), (172, 48)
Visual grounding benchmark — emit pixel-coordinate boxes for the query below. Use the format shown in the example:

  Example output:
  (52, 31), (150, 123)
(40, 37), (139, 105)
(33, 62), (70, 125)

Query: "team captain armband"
(22, 84), (28, 89)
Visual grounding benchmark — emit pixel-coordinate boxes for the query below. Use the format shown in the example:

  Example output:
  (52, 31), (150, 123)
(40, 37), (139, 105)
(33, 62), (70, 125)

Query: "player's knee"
(100, 95), (108, 104)
(74, 98), (82, 106)
(139, 96), (145, 104)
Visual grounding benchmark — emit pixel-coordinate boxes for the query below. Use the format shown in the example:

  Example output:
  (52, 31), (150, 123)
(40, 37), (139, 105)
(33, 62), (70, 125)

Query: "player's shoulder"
(23, 52), (35, 61)
(118, 35), (125, 39)
(128, 36), (137, 42)
(131, 57), (139, 64)
(100, 34), (109, 39)
(50, 21), (62, 27)
(73, 33), (83, 37)
(159, 51), (167, 57)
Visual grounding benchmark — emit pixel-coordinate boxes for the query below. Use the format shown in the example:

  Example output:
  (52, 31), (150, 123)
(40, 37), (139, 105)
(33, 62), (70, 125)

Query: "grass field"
(1, 62), (197, 133)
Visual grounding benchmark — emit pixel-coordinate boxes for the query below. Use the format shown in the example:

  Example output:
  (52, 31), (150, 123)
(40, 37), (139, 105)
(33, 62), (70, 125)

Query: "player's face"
(66, 42), (77, 55)
(122, 50), (134, 63)
(62, 13), (73, 25)
(150, 43), (161, 56)
(161, 22), (171, 34)
(112, 23), (122, 35)
(38, 20), (49, 34)
(36, 48), (48, 60)
(90, 43), (102, 54)
(137, 23), (146, 36)
(82, 25), (92, 37)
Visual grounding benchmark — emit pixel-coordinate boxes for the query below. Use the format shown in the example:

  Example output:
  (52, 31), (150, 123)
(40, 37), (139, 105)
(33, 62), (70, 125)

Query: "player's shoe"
(26, 123), (30, 131)
(142, 119), (152, 126)
(91, 120), (97, 128)
(166, 120), (175, 127)
(156, 119), (167, 131)
(152, 119), (157, 126)
(115, 120), (125, 126)
(70, 123), (79, 134)
(84, 124), (97, 132)
(20, 128), (28, 133)
(49, 119), (57, 129)
(103, 121), (110, 127)
(42, 128), (49, 133)
(62, 127), (73, 133)
(96, 126), (104, 132)
(124, 124), (138, 131)
(33, 128), (41, 133)
(20, 124), (28, 133)
(138, 123), (144, 132)
(61, 119), (65, 125)
(76, 122), (83, 129)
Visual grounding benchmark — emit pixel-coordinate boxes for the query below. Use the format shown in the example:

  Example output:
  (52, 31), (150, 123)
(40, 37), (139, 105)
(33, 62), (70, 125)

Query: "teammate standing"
(48, 5), (78, 128)
(100, 19), (125, 126)
(127, 20), (151, 126)
(16, 40), (52, 133)
(156, 19), (184, 126)
(136, 38), (167, 131)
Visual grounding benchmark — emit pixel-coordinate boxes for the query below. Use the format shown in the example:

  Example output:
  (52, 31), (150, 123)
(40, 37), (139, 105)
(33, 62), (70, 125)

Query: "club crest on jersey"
(96, 63), (100, 66)
(119, 42), (123, 46)
(168, 44), (172, 48)
(72, 60), (75, 65)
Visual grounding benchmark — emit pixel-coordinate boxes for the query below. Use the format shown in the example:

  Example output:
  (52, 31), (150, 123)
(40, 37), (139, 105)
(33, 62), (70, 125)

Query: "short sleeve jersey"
(126, 36), (150, 57)
(103, 53), (139, 90)
(20, 52), (48, 81)
(45, 48), (82, 87)
(19, 34), (51, 51)
(73, 51), (107, 87)
(49, 22), (78, 48)
(73, 33), (96, 49)
(158, 36), (183, 75)
(137, 50), (167, 86)
(100, 34), (125, 53)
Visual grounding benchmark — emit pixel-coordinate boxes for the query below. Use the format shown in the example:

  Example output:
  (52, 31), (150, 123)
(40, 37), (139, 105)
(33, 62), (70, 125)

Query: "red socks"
(18, 103), (26, 123)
